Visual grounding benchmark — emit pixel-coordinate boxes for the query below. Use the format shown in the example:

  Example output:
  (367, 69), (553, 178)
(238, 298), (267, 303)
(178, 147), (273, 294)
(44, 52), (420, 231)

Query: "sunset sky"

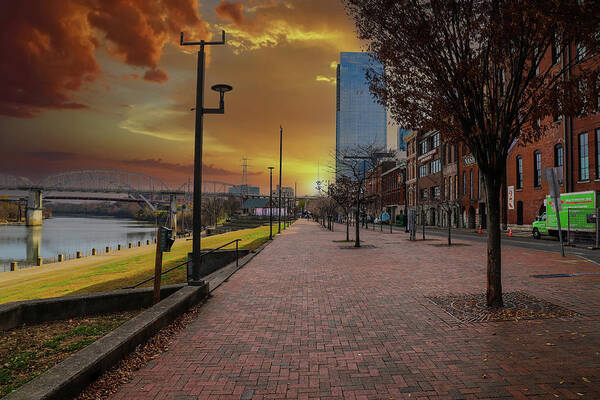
(0, 0), (369, 195)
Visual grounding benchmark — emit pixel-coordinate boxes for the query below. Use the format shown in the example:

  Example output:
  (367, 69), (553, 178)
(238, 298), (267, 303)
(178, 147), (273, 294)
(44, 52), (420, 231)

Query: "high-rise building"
(397, 128), (410, 151)
(336, 52), (387, 173)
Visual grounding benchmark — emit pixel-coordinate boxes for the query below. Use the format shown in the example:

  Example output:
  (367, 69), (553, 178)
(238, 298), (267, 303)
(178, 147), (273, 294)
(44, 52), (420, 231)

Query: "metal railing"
(123, 238), (241, 289)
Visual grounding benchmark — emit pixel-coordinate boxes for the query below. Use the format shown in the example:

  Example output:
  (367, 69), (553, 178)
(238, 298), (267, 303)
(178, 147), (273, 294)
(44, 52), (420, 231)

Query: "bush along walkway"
(109, 219), (600, 399)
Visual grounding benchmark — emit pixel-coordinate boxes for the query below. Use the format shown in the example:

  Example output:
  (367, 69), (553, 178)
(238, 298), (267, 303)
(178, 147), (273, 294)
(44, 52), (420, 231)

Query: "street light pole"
(268, 167), (274, 240)
(278, 125), (283, 234)
(181, 31), (232, 285)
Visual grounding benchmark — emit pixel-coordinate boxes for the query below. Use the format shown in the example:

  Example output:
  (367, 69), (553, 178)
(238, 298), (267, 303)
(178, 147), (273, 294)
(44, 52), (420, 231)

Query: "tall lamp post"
(181, 31), (233, 285)
(268, 166), (274, 240)
(278, 126), (283, 234)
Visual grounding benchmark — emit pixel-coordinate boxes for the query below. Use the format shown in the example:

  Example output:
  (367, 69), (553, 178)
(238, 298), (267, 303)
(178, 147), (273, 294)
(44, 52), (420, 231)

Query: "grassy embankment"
(0, 223), (293, 305)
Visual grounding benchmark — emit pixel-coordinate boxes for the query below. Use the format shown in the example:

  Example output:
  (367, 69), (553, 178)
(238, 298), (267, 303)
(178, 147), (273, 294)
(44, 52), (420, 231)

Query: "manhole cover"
(339, 244), (376, 249)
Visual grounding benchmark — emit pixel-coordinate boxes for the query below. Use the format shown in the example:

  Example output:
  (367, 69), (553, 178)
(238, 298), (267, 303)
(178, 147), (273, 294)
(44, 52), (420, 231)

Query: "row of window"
(420, 186), (440, 201)
(418, 159), (441, 178)
(418, 132), (440, 156)
(514, 128), (600, 189)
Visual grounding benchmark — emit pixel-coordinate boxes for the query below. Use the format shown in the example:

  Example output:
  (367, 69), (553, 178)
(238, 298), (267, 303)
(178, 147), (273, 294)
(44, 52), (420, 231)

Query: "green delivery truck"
(532, 191), (599, 239)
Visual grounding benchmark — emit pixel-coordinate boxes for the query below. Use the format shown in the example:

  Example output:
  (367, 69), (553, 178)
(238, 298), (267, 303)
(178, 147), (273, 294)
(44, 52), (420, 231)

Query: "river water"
(0, 216), (157, 272)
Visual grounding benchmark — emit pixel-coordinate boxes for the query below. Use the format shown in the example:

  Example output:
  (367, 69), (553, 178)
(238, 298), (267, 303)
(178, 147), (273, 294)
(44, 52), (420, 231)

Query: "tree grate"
(426, 292), (577, 323)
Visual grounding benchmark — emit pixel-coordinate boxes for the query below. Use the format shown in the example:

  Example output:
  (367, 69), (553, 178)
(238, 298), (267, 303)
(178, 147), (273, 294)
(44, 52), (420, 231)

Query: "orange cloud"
(215, 1), (248, 27)
(143, 68), (169, 83)
(0, 0), (209, 118)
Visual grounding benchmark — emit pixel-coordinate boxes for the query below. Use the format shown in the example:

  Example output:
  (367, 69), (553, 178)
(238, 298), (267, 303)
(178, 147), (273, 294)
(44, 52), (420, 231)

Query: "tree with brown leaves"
(344, 0), (600, 306)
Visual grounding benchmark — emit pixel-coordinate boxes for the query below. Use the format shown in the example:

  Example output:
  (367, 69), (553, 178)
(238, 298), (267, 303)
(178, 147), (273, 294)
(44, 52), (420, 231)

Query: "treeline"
(49, 202), (154, 221)
(48, 197), (241, 228)
(0, 202), (21, 222)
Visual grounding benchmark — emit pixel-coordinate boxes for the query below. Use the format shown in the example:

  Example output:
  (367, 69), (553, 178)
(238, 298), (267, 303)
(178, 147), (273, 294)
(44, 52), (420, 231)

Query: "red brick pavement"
(111, 220), (600, 400)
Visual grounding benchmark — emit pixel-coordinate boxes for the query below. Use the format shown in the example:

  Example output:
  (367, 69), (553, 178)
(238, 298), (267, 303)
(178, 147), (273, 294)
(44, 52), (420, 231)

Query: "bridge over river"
(0, 170), (240, 226)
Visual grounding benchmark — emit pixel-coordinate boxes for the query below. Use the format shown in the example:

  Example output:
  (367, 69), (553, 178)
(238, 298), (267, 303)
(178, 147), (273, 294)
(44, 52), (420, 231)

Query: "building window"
(478, 172), (483, 199)
(554, 144), (563, 167)
(534, 150), (542, 187)
(420, 188), (428, 200)
(419, 164), (428, 177)
(470, 169), (474, 199)
(576, 42), (587, 63)
(516, 156), (523, 189)
(419, 140), (428, 155)
(463, 171), (467, 195)
(432, 132), (440, 149)
(551, 32), (561, 65)
(432, 186), (440, 200)
(597, 129), (600, 179)
(430, 159), (441, 174)
(579, 132), (589, 181)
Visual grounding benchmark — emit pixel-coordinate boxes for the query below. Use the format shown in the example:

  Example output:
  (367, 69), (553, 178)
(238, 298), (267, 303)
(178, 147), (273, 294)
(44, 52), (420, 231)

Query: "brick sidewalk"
(111, 220), (600, 400)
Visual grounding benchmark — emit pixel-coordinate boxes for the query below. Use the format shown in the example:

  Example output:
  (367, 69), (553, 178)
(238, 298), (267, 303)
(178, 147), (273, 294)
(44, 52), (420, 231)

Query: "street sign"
(543, 167), (565, 257)
(158, 226), (175, 252)
(544, 167), (563, 204)
(507, 186), (515, 210)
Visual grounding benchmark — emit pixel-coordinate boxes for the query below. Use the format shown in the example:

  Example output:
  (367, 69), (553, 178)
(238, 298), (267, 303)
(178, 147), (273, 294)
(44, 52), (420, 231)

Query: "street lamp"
(180, 30), (233, 285)
(278, 126), (283, 234)
(268, 167), (274, 240)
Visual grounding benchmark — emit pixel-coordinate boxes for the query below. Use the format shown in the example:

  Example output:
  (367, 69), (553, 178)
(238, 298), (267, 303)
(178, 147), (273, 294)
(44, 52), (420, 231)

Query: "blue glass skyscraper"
(336, 52), (387, 173)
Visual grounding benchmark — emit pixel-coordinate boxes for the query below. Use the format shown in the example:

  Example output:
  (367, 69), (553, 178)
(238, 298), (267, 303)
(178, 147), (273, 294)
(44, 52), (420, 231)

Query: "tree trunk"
(447, 208), (451, 246)
(484, 172), (503, 308)
(355, 201), (361, 248)
(346, 214), (350, 241)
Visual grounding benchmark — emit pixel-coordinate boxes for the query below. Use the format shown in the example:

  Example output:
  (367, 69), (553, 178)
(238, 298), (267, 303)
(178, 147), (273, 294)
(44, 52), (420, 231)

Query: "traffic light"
(158, 227), (175, 252)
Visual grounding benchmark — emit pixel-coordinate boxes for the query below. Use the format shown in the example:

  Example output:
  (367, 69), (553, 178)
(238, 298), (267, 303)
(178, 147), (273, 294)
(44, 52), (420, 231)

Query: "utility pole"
(268, 167), (274, 239)
(180, 31), (232, 285)
(278, 125), (283, 234)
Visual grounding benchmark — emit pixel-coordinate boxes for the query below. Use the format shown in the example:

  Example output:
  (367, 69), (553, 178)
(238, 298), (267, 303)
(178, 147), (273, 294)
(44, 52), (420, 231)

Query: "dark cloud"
(25, 152), (79, 161)
(122, 158), (245, 177)
(0, 0), (209, 118)
(143, 68), (169, 83)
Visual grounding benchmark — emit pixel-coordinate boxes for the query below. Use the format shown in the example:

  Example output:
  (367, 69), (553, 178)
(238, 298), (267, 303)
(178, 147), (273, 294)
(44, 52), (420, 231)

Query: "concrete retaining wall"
(190, 248), (250, 278)
(0, 284), (185, 331)
(4, 284), (209, 400)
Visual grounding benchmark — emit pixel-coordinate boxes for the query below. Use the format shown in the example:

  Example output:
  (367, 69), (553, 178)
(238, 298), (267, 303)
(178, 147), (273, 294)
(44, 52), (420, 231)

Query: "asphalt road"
(353, 222), (600, 265)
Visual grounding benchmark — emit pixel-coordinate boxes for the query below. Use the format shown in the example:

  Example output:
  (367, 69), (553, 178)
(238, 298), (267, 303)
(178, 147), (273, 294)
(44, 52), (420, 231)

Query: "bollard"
(37, 257), (43, 266)
(10, 262), (17, 271)
(146, 239), (150, 245)
(137, 241), (141, 247)
(58, 254), (64, 262)
(92, 248), (97, 256)
(118, 244), (122, 251)
(128, 243), (132, 248)
(106, 246), (110, 253)
(76, 251), (82, 259)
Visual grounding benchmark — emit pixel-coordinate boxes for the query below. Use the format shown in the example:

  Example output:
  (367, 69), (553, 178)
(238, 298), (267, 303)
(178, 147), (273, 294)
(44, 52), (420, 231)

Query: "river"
(0, 216), (157, 272)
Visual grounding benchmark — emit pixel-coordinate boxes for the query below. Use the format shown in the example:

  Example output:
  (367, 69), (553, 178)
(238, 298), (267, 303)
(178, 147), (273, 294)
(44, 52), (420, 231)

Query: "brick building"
(365, 161), (396, 217)
(381, 161), (406, 223)
(506, 40), (600, 226)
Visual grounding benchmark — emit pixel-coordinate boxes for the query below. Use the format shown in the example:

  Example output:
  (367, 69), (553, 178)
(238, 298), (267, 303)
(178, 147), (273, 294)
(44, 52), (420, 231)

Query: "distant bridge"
(0, 170), (241, 226)
(0, 170), (236, 195)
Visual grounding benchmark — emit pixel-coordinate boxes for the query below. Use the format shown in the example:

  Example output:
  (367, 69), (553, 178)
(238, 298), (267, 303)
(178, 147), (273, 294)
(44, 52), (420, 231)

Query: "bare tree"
(335, 144), (386, 247)
(328, 176), (354, 240)
(344, 0), (600, 307)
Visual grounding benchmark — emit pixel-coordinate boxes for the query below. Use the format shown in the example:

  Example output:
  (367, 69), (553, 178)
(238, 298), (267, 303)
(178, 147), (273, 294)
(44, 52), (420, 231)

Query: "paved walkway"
(112, 220), (600, 400)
